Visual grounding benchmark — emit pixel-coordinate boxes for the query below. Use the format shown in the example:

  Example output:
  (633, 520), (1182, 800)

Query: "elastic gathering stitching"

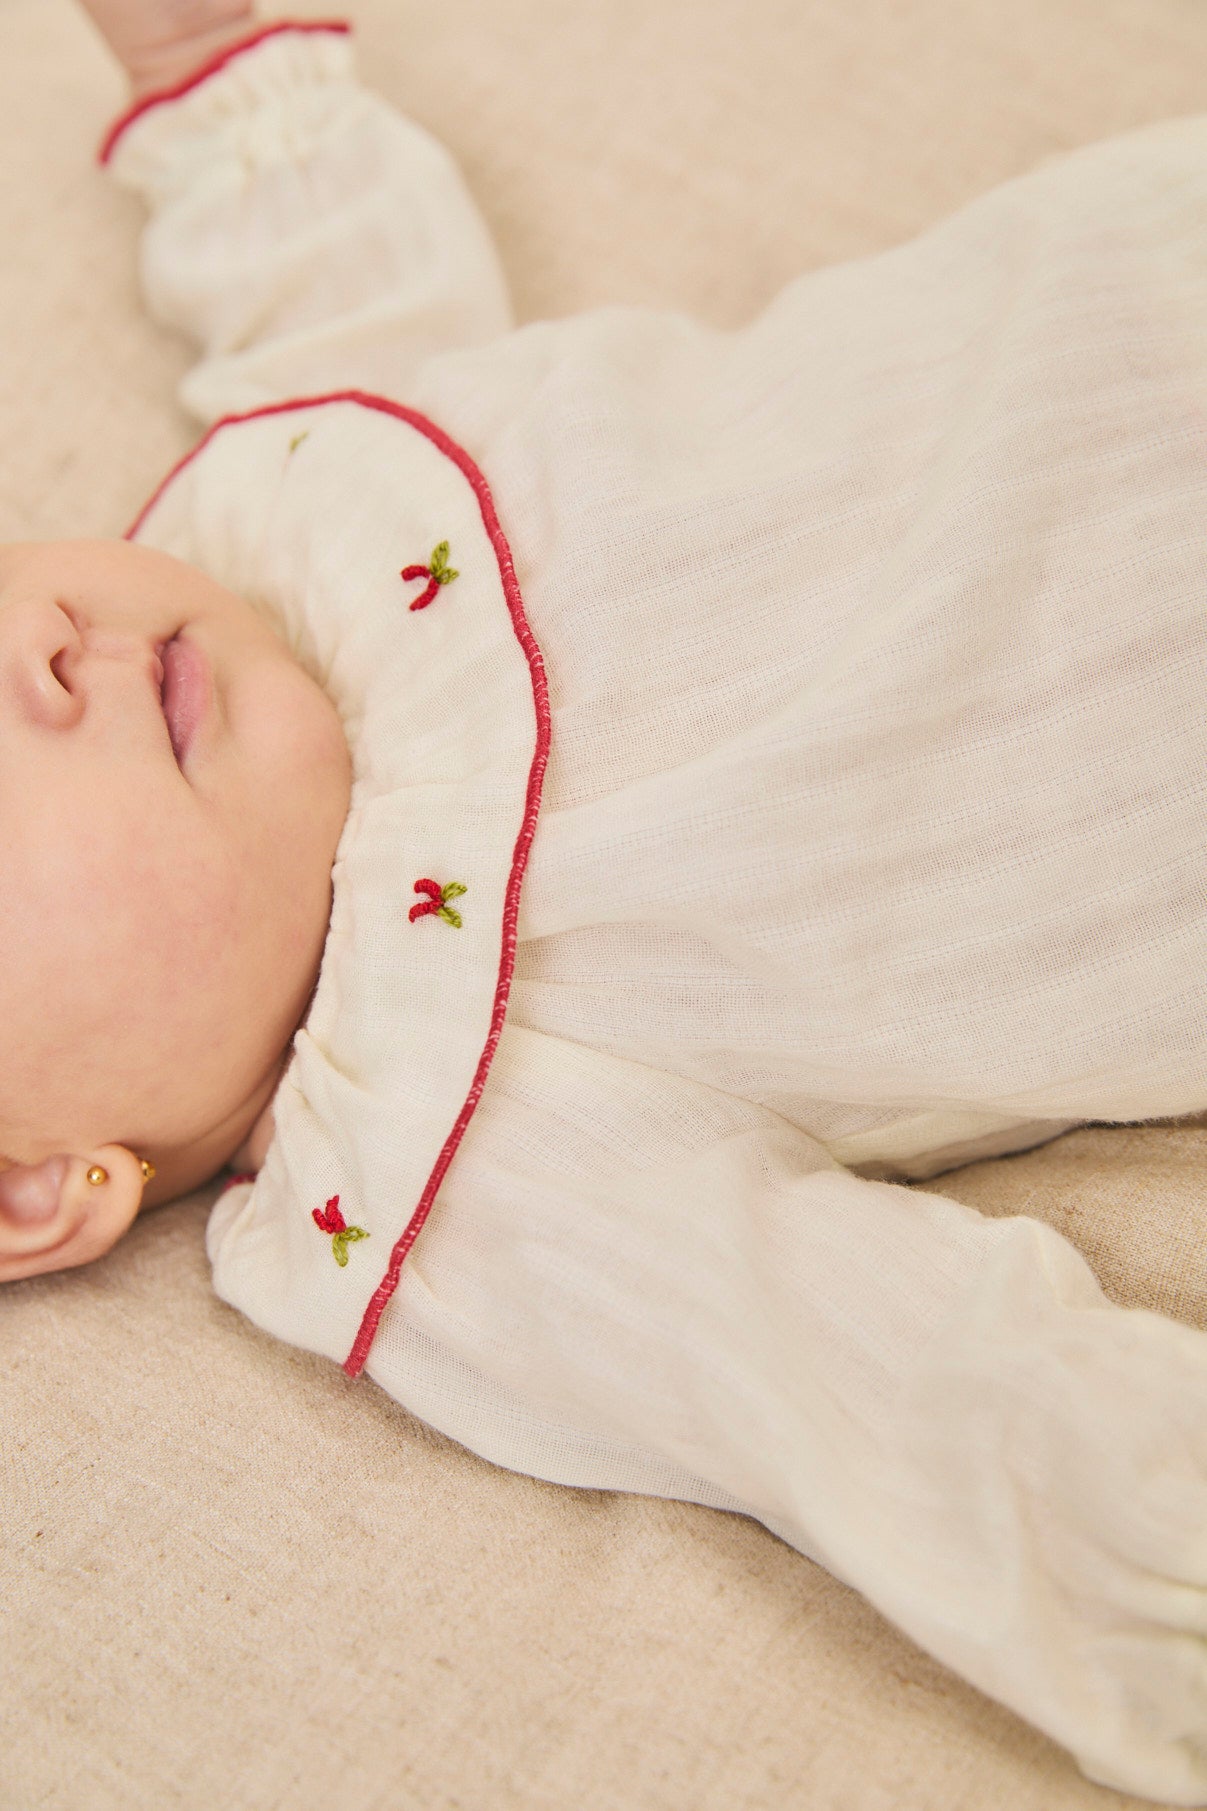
(96, 19), (352, 165)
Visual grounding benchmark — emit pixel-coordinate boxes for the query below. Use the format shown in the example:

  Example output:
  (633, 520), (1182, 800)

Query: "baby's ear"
(0, 1146), (145, 1281)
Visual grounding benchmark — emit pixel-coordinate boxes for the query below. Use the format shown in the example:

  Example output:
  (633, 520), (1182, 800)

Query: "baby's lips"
(0, 1154), (68, 1224)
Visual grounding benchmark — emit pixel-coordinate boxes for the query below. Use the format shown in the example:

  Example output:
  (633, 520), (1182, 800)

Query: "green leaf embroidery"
(429, 540), (451, 573)
(288, 430), (309, 454)
(441, 883), (467, 901)
(438, 905), (463, 928)
(436, 566), (459, 585)
(331, 1225), (369, 1266)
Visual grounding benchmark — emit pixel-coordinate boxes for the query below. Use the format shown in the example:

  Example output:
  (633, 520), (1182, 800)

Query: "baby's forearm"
(75, 0), (258, 97)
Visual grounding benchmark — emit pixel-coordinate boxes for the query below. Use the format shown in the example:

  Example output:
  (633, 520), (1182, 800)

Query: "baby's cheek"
(119, 831), (247, 1027)
(133, 859), (279, 1103)
(241, 658), (352, 856)
(273, 657), (349, 778)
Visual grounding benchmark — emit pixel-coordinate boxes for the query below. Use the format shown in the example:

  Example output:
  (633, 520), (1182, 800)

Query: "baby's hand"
(75, 0), (257, 97)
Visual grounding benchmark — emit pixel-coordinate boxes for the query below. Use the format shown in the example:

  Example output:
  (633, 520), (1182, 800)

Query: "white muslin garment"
(106, 24), (1207, 1801)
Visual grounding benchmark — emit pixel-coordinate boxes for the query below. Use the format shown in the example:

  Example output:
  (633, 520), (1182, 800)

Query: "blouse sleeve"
(386, 1027), (1207, 1804)
(100, 21), (514, 423)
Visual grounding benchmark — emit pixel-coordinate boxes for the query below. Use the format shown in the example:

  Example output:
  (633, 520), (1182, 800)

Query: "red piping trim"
(125, 390), (552, 1380)
(97, 19), (352, 165)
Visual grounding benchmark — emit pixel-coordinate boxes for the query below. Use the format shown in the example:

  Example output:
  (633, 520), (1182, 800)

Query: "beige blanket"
(4, 1), (1207, 1804)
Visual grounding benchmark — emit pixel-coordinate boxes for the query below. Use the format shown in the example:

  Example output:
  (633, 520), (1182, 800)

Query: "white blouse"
(107, 25), (1207, 1802)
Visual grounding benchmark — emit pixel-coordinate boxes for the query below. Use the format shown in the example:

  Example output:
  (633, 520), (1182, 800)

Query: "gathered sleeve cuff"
(100, 21), (514, 421)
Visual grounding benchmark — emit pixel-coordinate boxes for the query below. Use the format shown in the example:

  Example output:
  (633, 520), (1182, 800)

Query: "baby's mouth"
(157, 632), (209, 768)
(153, 637), (176, 762)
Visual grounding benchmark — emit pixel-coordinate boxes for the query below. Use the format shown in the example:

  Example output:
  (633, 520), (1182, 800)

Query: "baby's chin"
(145, 1050), (290, 1208)
(227, 1096), (276, 1174)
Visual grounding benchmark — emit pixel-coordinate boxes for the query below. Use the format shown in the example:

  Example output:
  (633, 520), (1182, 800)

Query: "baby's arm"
(84, 8), (513, 421)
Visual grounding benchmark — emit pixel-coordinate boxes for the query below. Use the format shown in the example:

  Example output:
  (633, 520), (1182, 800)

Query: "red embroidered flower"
(408, 877), (467, 927)
(401, 540), (459, 610)
(312, 1193), (370, 1267)
(312, 1194), (345, 1235)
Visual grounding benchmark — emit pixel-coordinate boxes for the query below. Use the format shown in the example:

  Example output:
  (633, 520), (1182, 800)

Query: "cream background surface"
(4, 1), (1207, 1806)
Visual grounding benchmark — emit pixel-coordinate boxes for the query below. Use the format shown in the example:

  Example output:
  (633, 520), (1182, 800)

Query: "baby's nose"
(0, 598), (86, 731)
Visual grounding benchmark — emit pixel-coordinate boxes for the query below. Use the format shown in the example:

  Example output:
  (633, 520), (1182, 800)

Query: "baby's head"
(0, 539), (351, 1284)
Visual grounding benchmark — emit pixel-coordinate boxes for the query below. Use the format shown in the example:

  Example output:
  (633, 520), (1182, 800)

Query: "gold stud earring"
(85, 1158), (155, 1187)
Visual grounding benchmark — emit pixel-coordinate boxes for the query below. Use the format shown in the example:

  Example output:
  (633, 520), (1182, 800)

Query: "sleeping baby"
(9, 0), (1207, 1799)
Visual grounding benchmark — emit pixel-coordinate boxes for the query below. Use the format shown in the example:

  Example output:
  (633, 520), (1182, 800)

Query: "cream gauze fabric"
(107, 25), (1207, 1804)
